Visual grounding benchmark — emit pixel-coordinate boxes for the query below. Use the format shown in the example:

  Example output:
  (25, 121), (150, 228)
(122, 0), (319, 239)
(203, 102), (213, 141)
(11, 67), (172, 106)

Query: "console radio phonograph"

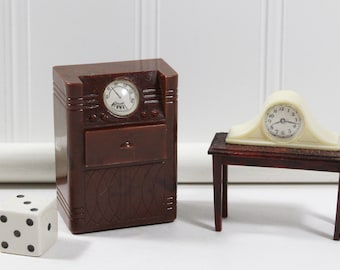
(53, 59), (178, 233)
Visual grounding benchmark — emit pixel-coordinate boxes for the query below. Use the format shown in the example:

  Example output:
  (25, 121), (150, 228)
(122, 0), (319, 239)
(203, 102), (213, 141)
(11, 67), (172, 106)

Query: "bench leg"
(222, 165), (228, 218)
(334, 176), (340, 240)
(213, 156), (222, 231)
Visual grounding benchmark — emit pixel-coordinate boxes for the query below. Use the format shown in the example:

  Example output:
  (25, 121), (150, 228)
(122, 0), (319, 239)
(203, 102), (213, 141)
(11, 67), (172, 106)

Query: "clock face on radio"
(263, 104), (303, 141)
(103, 79), (140, 117)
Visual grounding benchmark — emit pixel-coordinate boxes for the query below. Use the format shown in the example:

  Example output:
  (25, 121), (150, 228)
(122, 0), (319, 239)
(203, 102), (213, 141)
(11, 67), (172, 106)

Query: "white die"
(0, 194), (58, 257)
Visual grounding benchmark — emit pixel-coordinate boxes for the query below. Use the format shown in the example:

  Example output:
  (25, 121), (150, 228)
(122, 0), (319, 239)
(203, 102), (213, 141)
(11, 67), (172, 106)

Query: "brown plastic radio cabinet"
(53, 59), (178, 234)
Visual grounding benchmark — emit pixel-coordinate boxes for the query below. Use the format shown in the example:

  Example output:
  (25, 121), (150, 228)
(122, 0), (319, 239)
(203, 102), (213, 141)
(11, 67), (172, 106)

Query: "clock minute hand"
(113, 89), (122, 99)
(286, 121), (300, 125)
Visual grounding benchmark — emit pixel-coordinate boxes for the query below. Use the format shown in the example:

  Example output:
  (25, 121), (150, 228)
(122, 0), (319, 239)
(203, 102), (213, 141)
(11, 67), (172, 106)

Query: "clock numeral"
(264, 104), (302, 139)
(112, 103), (127, 111)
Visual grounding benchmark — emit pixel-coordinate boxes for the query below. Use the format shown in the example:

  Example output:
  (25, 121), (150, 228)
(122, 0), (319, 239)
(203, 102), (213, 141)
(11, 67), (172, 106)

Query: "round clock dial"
(263, 104), (303, 141)
(103, 79), (139, 117)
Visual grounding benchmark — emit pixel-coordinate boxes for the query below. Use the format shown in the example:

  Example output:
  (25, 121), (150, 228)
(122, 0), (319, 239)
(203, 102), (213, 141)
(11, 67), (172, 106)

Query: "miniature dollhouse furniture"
(208, 132), (340, 240)
(53, 59), (177, 234)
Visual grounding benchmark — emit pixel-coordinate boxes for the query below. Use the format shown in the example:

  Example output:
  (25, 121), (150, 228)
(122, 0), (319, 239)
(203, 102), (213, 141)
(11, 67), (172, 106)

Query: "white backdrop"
(1, 0), (340, 182)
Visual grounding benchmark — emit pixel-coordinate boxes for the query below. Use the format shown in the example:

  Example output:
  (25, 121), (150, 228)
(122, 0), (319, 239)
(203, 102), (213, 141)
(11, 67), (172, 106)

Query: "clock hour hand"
(271, 120), (281, 126)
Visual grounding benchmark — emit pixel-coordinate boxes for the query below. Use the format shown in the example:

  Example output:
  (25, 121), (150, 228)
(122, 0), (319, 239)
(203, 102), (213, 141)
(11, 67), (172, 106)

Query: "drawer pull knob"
(120, 141), (134, 149)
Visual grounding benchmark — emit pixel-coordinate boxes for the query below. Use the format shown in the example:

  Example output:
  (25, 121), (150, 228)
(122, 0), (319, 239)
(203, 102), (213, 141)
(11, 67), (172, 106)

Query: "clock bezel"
(262, 103), (304, 143)
(103, 78), (140, 118)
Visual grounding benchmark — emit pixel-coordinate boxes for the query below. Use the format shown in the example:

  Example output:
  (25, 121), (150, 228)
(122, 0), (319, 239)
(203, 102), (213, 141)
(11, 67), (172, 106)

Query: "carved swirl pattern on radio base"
(84, 163), (166, 227)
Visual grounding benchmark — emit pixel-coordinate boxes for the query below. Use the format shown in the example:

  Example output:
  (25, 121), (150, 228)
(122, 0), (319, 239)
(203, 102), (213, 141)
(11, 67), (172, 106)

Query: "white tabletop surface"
(0, 184), (339, 270)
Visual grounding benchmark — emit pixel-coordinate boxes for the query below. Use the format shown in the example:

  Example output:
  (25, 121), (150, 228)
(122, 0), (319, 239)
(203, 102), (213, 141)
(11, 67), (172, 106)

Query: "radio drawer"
(85, 124), (167, 167)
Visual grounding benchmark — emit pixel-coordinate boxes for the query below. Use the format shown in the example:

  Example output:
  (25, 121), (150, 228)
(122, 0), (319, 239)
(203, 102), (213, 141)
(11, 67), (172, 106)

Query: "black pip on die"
(0, 194), (57, 257)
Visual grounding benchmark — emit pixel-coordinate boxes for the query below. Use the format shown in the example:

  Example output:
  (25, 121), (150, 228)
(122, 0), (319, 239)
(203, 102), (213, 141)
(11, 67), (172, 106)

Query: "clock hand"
(271, 121), (281, 126)
(272, 120), (298, 126)
(113, 89), (122, 99)
(286, 121), (300, 125)
(272, 118), (299, 126)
